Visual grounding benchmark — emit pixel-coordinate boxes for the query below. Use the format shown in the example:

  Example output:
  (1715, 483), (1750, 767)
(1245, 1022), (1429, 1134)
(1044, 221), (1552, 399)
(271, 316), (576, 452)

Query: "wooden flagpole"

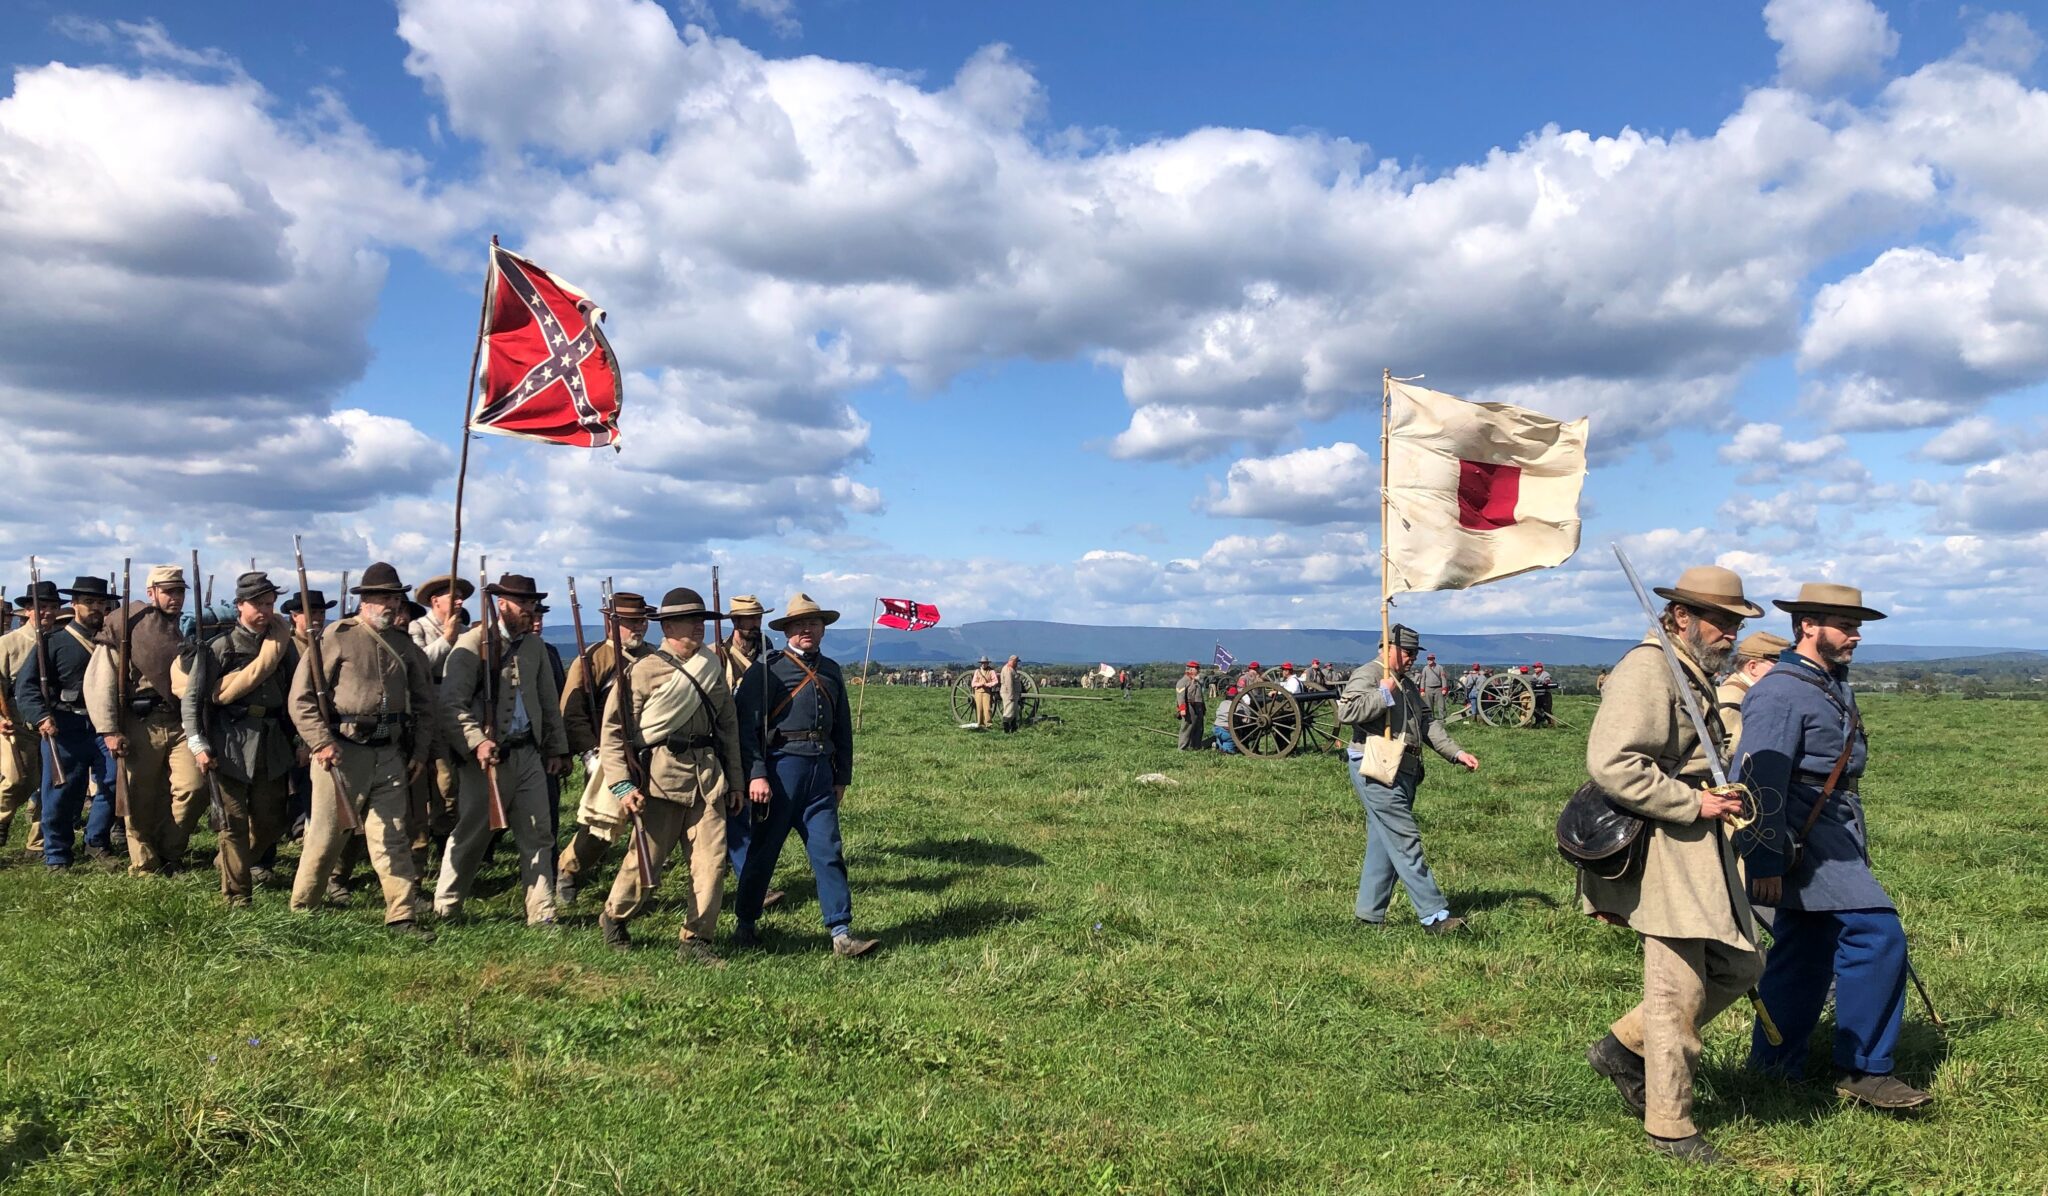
(1380, 368), (1394, 694)
(448, 235), (499, 604)
(856, 597), (879, 731)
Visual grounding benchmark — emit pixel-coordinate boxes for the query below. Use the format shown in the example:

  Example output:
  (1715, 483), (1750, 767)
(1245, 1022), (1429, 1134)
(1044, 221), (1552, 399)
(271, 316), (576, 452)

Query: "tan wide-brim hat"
(1735, 630), (1793, 661)
(769, 592), (840, 631)
(1773, 582), (1887, 621)
(415, 574), (476, 603)
(727, 594), (773, 618)
(1653, 565), (1764, 620)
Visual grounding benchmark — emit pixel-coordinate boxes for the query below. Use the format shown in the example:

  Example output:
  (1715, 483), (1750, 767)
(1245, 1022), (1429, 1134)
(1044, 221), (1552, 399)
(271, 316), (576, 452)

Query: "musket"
(26, 558), (65, 787)
(293, 536), (361, 833)
(1613, 543), (1783, 1046)
(190, 549), (229, 828)
(339, 571), (351, 619)
(709, 565), (731, 675)
(586, 578), (657, 888)
(114, 558), (131, 819)
(477, 555), (508, 832)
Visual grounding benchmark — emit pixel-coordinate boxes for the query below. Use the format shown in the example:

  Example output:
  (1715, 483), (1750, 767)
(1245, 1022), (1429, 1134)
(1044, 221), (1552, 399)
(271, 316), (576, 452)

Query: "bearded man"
(1581, 565), (1764, 1165)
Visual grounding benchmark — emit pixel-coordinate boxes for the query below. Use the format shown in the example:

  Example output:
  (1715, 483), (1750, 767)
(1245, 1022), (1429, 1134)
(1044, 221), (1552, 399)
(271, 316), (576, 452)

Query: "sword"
(1613, 543), (1782, 1046)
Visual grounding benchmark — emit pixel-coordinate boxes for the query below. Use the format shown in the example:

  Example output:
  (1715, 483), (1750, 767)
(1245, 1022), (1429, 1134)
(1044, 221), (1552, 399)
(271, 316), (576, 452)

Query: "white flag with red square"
(1384, 381), (1588, 594)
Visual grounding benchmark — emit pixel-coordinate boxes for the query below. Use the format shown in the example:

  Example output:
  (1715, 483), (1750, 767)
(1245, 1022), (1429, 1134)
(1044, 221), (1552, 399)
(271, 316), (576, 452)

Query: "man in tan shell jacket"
(1581, 564), (1764, 1166)
(596, 587), (743, 964)
(287, 563), (439, 935)
(1715, 631), (1790, 747)
(555, 590), (655, 906)
(435, 573), (570, 926)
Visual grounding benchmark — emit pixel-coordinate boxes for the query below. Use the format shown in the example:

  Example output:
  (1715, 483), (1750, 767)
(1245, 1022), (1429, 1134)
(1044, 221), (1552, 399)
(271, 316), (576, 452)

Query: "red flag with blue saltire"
(876, 598), (941, 631)
(471, 244), (624, 449)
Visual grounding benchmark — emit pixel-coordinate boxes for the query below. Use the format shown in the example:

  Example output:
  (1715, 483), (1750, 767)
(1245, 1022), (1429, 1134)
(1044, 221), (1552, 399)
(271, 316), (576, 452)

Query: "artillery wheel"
(1478, 673), (1536, 728)
(948, 669), (1042, 727)
(1229, 680), (1306, 758)
(1293, 690), (1342, 754)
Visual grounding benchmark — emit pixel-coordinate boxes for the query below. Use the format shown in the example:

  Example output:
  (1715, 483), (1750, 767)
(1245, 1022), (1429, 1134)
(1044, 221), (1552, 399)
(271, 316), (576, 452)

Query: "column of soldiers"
(3, 559), (879, 962)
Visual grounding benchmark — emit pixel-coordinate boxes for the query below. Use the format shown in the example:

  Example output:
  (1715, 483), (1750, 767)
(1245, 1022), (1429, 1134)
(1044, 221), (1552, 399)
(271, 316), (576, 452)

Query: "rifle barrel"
(294, 536), (360, 832)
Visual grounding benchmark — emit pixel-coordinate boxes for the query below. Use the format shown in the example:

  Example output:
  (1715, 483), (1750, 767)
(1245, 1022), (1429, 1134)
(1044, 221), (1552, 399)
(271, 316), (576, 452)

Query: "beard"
(1683, 621), (1735, 675)
(619, 628), (645, 650)
(365, 607), (396, 632)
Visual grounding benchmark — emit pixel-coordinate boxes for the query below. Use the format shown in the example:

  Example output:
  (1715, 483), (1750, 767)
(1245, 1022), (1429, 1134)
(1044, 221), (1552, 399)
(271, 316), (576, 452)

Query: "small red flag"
(471, 244), (623, 449)
(875, 598), (941, 631)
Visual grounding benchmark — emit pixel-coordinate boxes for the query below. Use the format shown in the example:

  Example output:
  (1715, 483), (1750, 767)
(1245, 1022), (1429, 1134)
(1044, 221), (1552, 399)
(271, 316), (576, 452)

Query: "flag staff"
(855, 597), (879, 731)
(1380, 367), (1393, 675)
(448, 234), (500, 608)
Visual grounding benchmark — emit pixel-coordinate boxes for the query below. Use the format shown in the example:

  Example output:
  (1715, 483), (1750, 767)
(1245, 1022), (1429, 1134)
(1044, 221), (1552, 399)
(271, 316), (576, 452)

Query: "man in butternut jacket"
(596, 587), (742, 964)
(1581, 565), (1763, 1166)
(436, 573), (570, 926)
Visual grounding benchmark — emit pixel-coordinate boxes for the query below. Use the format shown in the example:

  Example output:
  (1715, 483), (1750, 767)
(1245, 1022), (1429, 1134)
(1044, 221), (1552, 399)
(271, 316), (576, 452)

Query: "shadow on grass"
(1708, 1013), (1955, 1127)
(0, 1095), (69, 1181)
(886, 899), (1037, 946)
(880, 837), (1046, 868)
(1457, 887), (1562, 913)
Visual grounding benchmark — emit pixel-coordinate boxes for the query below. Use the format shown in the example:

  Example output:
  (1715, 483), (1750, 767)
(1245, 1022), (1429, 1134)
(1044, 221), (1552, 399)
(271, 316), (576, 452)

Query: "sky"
(2, 0), (2045, 646)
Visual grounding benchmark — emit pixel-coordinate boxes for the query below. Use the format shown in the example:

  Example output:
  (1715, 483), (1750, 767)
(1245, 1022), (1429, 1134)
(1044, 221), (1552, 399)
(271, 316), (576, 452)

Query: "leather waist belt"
(1795, 770), (1861, 788)
(769, 729), (825, 749)
(499, 731), (537, 750)
(664, 733), (717, 753)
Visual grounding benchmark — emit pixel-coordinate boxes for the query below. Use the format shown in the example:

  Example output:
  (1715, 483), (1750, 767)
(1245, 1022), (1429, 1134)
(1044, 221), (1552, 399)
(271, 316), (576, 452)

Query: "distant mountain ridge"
(547, 620), (2045, 668)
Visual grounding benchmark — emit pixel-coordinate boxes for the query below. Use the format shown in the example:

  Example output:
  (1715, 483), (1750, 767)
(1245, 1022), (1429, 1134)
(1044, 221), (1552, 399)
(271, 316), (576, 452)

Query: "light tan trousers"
(436, 745), (556, 925)
(973, 690), (992, 728)
(289, 742), (422, 924)
(213, 772), (290, 901)
(0, 729), (42, 851)
(117, 710), (203, 874)
(558, 824), (613, 882)
(603, 796), (728, 942)
(1612, 933), (1765, 1138)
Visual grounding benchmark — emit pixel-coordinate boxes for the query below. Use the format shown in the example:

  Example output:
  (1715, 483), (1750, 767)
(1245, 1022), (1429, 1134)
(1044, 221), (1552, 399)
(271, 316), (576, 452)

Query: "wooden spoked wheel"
(948, 670), (1041, 726)
(1478, 673), (1536, 728)
(1228, 680), (1305, 758)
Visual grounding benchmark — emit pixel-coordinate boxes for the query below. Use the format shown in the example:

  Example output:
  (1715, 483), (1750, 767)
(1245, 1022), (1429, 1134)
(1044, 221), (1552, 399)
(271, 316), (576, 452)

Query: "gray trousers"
(1347, 758), (1449, 923)
(1178, 702), (1206, 749)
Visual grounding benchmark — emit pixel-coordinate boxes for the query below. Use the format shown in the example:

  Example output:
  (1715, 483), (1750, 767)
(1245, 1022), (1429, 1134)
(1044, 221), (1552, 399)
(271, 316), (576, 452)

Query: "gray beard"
(365, 608), (396, 632)
(1684, 623), (1734, 675)
(620, 629), (645, 650)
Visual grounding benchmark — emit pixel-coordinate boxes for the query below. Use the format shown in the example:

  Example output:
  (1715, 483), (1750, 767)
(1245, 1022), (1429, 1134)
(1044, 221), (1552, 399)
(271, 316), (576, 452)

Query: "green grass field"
(2, 688), (2044, 1194)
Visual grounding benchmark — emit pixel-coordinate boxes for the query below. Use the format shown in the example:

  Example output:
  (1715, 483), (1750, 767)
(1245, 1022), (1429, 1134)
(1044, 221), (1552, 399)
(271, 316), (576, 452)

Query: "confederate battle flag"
(1383, 380), (1588, 593)
(875, 598), (941, 631)
(470, 243), (624, 449)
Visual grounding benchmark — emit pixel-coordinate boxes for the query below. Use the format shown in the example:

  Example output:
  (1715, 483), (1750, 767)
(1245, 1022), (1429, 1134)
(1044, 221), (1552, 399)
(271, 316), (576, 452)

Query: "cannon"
(1224, 679), (1343, 758)
(1474, 671), (1537, 728)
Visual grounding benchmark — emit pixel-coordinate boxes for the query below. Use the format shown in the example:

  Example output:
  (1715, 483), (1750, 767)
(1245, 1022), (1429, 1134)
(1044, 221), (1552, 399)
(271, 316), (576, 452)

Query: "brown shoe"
(1648, 1133), (1728, 1165)
(1833, 1070), (1932, 1110)
(677, 938), (726, 968)
(1587, 1033), (1647, 1117)
(1424, 915), (1469, 936)
(831, 932), (879, 958)
(387, 920), (437, 943)
(762, 888), (786, 910)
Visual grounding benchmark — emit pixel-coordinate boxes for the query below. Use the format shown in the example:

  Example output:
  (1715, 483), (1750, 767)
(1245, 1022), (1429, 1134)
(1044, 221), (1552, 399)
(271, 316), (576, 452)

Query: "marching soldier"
(287, 564), (438, 936)
(732, 594), (877, 957)
(1715, 631), (1789, 745)
(1174, 661), (1205, 750)
(409, 574), (473, 853)
(435, 573), (569, 926)
(718, 595), (784, 912)
(1336, 624), (1479, 934)
(87, 565), (205, 874)
(596, 587), (742, 964)
(0, 585), (60, 853)
(1739, 584), (1931, 1110)
(182, 573), (298, 906)
(998, 653), (1026, 733)
(16, 578), (121, 870)
(1581, 565), (1763, 1165)
(970, 657), (997, 730)
(555, 590), (655, 906)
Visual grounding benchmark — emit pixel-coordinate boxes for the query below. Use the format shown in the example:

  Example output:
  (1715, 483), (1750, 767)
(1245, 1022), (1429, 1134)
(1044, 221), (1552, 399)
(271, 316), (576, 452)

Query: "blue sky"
(1, 0), (2044, 646)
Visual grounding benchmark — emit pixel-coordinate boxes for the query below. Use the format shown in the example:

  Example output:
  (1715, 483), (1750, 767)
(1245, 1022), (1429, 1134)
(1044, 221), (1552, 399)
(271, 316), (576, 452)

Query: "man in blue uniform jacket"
(14, 577), (119, 870)
(733, 593), (878, 957)
(1735, 582), (1931, 1111)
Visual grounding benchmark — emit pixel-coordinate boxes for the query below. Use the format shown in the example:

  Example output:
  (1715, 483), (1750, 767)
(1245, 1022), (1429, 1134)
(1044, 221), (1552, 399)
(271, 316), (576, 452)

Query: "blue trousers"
(1347, 760), (1449, 924)
(1749, 907), (1908, 1075)
(1212, 727), (1236, 753)
(37, 717), (113, 866)
(734, 753), (852, 933)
